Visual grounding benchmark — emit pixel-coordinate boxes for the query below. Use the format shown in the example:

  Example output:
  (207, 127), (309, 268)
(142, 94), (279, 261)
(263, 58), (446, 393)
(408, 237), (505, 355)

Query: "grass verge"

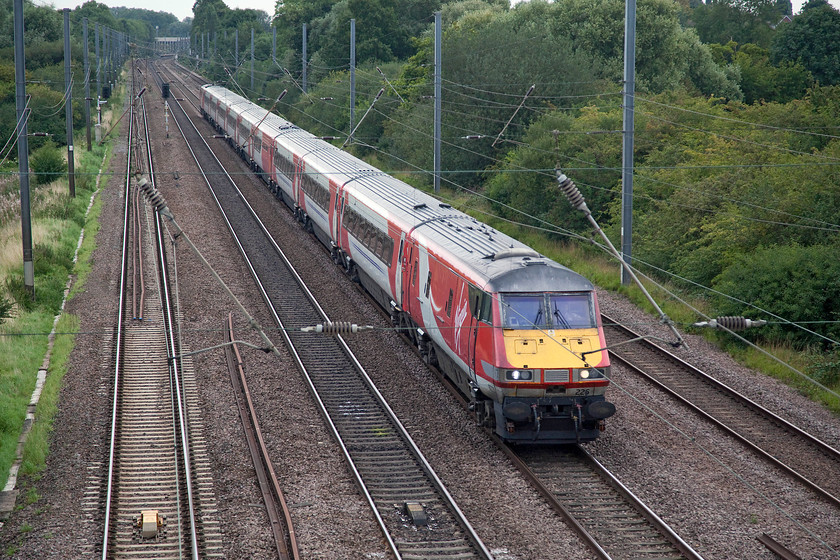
(0, 99), (116, 493)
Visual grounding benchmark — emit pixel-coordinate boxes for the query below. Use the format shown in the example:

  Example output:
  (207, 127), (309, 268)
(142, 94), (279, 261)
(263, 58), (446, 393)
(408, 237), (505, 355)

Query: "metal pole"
(350, 19), (355, 136)
(302, 23), (307, 93)
(272, 25), (276, 62)
(621, 0), (637, 285)
(95, 23), (100, 99)
(434, 11), (441, 193)
(64, 9), (75, 197)
(105, 29), (111, 91)
(14, 0), (34, 298)
(251, 27), (254, 90)
(235, 28), (239, 68)
(95, 23), (102, 143)
(103, 28), (108, 90)
(83, 18), (91, 151)
(108, 30), (113, 89)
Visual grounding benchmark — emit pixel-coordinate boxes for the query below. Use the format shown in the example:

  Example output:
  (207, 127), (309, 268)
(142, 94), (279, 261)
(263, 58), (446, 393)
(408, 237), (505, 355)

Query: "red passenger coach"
(200, 84), (616, 444)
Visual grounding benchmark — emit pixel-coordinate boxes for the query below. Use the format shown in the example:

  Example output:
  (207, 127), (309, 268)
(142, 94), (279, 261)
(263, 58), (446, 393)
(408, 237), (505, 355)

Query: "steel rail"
(100, 93), (134, 560)
(141, 79), (201, 560)
(413, 331), (701, 560)
(602, 313), (840, 509)
(758, 533), (803, 560)
(224, 314), (300, 560)
(579, 446), (704, 559)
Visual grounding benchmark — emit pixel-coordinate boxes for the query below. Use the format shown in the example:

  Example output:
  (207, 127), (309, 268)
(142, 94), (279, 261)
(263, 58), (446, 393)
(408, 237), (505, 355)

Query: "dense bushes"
(713, 243), (840, 347)
(30, 142), (67, 186)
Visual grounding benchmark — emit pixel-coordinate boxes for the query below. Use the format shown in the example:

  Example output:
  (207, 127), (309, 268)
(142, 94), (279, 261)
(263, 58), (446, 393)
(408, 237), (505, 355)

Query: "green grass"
(20, 314), (80, 477)
(0, 312), (53, 485)
(0, 97), (118, 494)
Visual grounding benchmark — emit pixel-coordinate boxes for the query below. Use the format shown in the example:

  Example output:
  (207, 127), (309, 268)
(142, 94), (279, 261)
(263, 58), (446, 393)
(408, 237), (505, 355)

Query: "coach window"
(363, 224), (376, 245)
(469, 285), (493, 324)
(343, 207), (355, 232)
(282, 154), (294, 178)
(469, 285), (481, 318)
(370, 234), (383, 256)
(278, 155), (286, 176)
(479, 292), (493, 324)
(383, 237), (394, 264)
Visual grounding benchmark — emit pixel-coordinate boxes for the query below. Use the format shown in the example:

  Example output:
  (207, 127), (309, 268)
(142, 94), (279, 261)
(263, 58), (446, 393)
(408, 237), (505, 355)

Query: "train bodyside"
(200, 84), (616, 443)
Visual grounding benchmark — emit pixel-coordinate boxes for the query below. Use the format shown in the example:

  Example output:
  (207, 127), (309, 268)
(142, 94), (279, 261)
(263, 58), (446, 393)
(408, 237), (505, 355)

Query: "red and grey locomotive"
(201, 84), (616, 443)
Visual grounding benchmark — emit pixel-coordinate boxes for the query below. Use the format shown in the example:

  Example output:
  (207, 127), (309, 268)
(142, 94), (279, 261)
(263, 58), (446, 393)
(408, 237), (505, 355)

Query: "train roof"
(202, 84), (594, 294)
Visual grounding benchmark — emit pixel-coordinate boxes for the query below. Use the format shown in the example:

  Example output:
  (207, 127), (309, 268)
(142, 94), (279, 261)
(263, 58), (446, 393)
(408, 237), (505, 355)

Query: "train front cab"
(484, 290), (616, 444)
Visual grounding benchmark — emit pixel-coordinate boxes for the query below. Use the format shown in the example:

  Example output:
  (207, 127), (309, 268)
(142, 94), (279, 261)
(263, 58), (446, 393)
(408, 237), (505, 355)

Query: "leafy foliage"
(30, 141), (67, 186)
(714, 243), (840, 346)
(710, 41), (812, 103)
(384, 1), (613, 188)
(308, 0), (412, 67)
(550, 0), (740, 95)
(691, 0), (784, 48)
(486, 106), (621, 233)
(771, 0), (840, 86)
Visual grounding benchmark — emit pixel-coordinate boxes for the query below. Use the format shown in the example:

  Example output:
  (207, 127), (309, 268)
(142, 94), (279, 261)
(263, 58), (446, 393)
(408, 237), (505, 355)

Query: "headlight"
(573, 368), (606, 382)
(505, 369), (534, 381)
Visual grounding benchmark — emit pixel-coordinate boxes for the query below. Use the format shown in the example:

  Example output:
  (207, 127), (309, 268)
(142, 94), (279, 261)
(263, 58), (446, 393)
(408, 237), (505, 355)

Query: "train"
(200, 84), (616, 444)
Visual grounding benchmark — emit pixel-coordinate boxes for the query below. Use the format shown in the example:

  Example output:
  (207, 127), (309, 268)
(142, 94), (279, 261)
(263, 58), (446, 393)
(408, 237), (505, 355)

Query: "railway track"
(101, 68), (223, 559)
(602, 314), (840, 509)
(507, 445), (701, 560)
(154, 59), (494, 560)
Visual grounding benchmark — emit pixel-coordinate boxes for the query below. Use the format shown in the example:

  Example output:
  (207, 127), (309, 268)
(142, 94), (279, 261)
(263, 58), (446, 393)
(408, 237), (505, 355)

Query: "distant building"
(155, 37), (189, 53)
(771, 14), (793, 28)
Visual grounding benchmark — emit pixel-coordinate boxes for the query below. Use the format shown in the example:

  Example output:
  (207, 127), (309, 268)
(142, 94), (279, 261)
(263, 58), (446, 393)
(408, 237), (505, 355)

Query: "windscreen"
(501, 292), (596, 329)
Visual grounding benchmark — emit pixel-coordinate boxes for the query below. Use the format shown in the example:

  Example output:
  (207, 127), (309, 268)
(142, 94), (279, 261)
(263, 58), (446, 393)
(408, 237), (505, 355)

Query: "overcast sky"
(37, 0), (838, 31)
(41, 0), (275, 23)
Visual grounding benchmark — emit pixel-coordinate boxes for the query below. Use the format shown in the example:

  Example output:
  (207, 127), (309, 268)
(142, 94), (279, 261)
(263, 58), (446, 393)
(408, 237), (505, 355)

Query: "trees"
(549, 0), (740, 95)
(384, 1), (610, 188)
(771, 0), (840, 86)
(303, 0), (412, 72)
(710, 41), (812, 103)
(714, 243), (840, 345)
(691, 0), (783, 48)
